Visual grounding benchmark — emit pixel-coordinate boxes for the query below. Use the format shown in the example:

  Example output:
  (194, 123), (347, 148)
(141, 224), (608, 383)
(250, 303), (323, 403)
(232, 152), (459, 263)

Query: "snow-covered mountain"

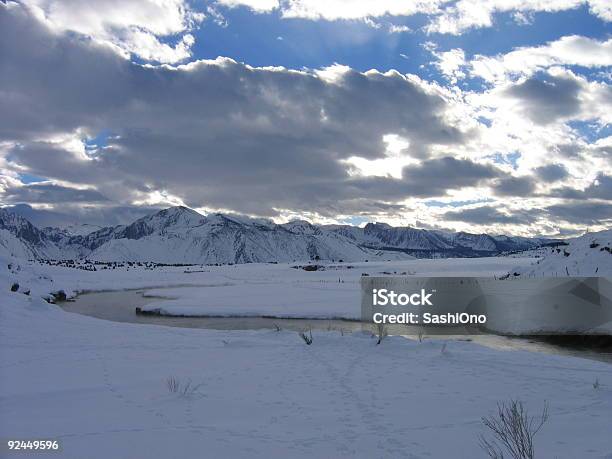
(324, 222), (553, 258)
(0, 208), (60, 259)
(77, 208), (410, 263)
(1, 206), (560, 263)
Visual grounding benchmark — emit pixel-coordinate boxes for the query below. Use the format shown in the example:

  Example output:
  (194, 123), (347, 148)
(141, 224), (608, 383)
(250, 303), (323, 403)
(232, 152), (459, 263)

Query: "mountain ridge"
(1, 206), (559, 263)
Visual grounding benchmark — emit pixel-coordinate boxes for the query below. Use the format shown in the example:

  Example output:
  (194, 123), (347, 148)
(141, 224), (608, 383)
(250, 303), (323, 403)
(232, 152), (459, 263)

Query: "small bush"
(299, 329), (313, 345)
(166, 376), (179, 393)
(479, 400), (548, 459)
(166, 376), (203, 397)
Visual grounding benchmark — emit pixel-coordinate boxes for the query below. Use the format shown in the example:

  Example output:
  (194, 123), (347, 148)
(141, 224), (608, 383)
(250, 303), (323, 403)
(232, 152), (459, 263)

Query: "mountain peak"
(144, 206), (205, 223)
(364, 222), (393, 231)
(282, 220), (320, 235)
(118, 206), (206, 239)
(155, 205), (200, 217)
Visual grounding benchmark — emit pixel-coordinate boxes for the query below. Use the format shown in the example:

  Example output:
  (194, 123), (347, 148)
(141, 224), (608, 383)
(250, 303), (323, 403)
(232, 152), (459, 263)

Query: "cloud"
(5, 203), (159, 227)
(504, 75), (582, 124)
(492, 176), (537, 196)
(426, 1), (610, 35)
(400, 156), (500, 194)
(217, 0), (279, 13)
(335, 157), (502, 205)
(278, 0), (442, 20)
(546, 202), (612, 224)
(388, 24), (411, 34)
(480, 70), (612, 132)
(442, 205), (534, 225)
(19, 0), (204, 63)
(213, 0), (610, 34)
(535, 164), (569, 182)
(428, 46), (466, 84)
(589, 0), (612, 20)
(551, 173), (612, 200)
(1, 2), (467, 217)
(2, 183), (109, 204)
(470, 35), (612, 83)
(1, 2), (609, 236)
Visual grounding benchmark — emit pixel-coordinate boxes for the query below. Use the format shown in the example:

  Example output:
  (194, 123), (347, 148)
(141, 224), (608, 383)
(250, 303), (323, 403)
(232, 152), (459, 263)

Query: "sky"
(0, 0), (611, 236)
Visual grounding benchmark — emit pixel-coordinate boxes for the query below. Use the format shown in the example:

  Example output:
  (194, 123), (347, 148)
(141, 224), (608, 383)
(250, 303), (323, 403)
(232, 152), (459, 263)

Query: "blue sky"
(188, 3), (608, 82)
(0, 0), (610, 236)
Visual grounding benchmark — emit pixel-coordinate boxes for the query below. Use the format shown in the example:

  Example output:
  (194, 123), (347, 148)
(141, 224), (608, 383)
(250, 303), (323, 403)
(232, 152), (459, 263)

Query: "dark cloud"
(5, 203), (159, 228)
(0, 3), (469, 216)
(535, 164), (568, 182)
(546, 202), (612, 224)
(0, 2), (607, 232)
(591, 143), (612, 165)
(442, 206), (535, 225)
(550, 174), (612, 200)
(492, 175), (536, 196)
(583, 175), (612, 200)
(321, 157), (502, 204)
(3, 183), (109, 204)
(400, 157), (500, 194)
(504, 75), (582, 124)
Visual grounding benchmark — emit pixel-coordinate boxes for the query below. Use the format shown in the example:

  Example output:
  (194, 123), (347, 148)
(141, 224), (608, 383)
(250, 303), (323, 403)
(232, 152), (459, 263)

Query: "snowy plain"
(1, 249), (612, 458)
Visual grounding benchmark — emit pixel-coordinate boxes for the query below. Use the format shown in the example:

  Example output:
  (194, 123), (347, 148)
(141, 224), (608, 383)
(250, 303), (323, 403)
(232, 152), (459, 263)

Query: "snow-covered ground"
(1, 254), (611, 458)
(5, 256), (535, 319)
(2, 285), (612, 458)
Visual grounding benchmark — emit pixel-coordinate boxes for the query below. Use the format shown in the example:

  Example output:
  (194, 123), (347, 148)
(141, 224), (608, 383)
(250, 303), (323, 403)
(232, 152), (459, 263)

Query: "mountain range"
(0, 206), (557, 264)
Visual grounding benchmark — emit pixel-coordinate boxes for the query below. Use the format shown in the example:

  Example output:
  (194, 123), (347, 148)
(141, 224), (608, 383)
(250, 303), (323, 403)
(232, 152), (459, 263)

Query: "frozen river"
(61, 287), (612, 363)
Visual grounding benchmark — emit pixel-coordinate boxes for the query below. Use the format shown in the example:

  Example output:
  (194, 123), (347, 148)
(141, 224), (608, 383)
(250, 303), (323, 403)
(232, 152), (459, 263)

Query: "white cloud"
(214, 0), (609, 33)
(124, 31), (195, 63)
(429, 47), (467, 83)
(314, 63), (352, 83)
(588, 0), (612, 21)
(512, 10), (535, 25)
(470, 35), (612, 83)
(214, 0), (444, 20)
(426, 0), (609, 35)
(21, 0), (204, 63)
(280, 0), (442, 20)
(217, 0), (280, 13)
(388, 24), (411, 33)
(342, 134), (417, 179)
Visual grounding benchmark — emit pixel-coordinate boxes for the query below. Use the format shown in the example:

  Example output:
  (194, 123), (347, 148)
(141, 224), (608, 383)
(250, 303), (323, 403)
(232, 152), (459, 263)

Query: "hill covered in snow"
(1, 205), (561, 264)
(513, 229), (612, 277)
